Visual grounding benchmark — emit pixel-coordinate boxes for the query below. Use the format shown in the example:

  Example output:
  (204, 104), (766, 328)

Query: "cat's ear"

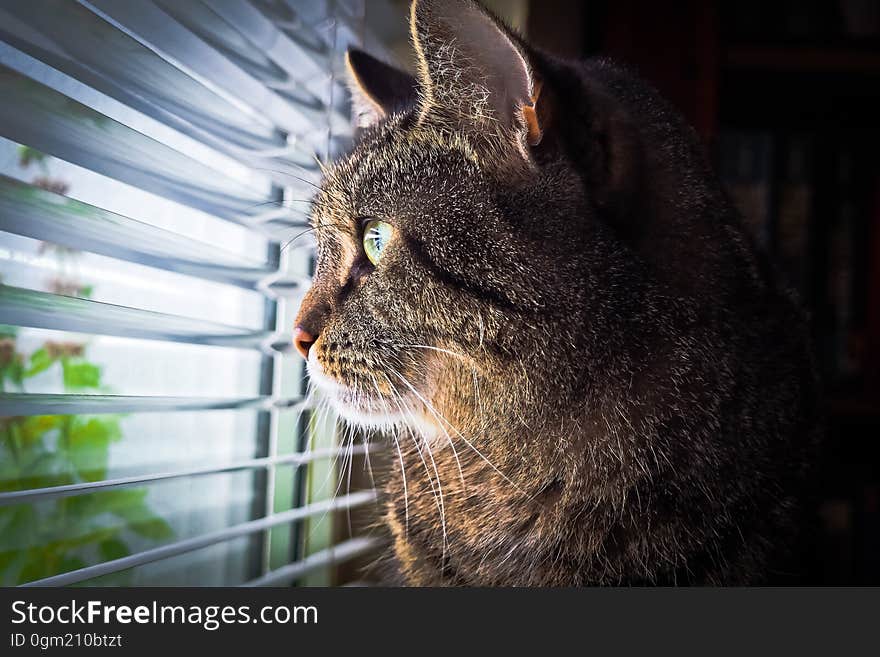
(410, 0), (545, 154)
(345, 48), (418, 128)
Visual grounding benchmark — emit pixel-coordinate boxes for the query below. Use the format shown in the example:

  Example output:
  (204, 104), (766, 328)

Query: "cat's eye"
(362, 219), (393, 265)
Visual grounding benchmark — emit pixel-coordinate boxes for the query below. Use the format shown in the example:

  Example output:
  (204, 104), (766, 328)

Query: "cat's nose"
(293, 285), (329, 359)
(293, 326), (316, 359)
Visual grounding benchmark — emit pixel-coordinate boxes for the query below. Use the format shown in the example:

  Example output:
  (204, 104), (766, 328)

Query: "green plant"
(0, 326), (173, 586)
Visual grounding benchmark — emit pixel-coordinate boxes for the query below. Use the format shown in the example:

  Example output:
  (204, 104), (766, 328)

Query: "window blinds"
(0, 0), (381, 587)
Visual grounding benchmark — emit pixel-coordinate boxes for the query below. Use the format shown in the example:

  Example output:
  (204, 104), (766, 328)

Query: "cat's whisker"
(315, 397), (349, 503)
(361, 430), (376, 487)
(249, 166), (348, 203)
(511, 406), (531, 432)
(256, 196), (320, 207)
(471, 367), (486, 433)
(315, 414), (364, 539)
(280, 219), (358, 252)
(312, 153), (330, 177)
(371, 374), (409, 534)
(391, 432), (410, 535)
(395, 372), (498, 493)
(396, 386), (449, 559)
(399, 343), (487, 447)
(398, 343), (472, 362)
(280, 226), (318, 252)
(304, 397), (348, 541)
(389, 369), (467, 493)
(391, 369), (533, 501)
(404, 400), (450, 559)
(345, 423), (355, 538)
(302, 384), (324, 457)
(283, 384), (315, 440)
(384, 372), (447, 550)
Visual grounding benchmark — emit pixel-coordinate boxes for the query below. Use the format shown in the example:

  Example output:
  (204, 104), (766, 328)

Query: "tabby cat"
(293, 0), (820, 585)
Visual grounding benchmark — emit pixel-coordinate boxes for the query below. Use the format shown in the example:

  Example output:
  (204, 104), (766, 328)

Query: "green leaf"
(58, 556), (87, 574)
(72, 416), (122, 445)
(78, 285), (94, 299)
(0, 506), (35, 551)
(25, 347), (54, 378)
(15, 452), (70, 488)
(20, 415), (62, 445)
(17, 549), (50, 584)
(0, 550), (28, 586)
(62, 487), (173, 540)
(129, 516), (173, 541)
(51, 527), (117, 552)
(0, 453), (20, 484)
(62, 360), (101, 390)
(69, 417), (122, 481)
(98, 538), (129, 562)
(69, 488), (147, 518)
(1, 357), (24, 389)
(17, 145), (47, 168)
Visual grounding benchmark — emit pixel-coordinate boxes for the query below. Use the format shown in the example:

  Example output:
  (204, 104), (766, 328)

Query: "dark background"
(525, 0), (880, 584)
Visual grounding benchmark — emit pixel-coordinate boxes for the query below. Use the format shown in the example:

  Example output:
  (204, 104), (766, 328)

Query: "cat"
(293, 0), (821, 585)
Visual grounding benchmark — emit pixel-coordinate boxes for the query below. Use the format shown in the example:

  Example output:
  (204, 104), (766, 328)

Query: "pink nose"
(293, 326), (316, 359)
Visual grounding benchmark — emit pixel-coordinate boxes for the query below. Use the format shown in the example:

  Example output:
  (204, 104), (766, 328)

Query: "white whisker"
(390, 369), (467, 492)
(384, 372), (447, 551)
(398, 343), (472, 362)
(396, 385), (449, 558)
(371, 374), (409, 534)
(391, 370), (532, 501)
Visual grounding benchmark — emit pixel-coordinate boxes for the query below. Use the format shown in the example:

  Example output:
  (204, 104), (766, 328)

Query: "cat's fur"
(295, 0), (820, 585)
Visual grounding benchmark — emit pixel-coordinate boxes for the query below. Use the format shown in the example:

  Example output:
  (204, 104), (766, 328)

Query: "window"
(0, 0), (382, 587)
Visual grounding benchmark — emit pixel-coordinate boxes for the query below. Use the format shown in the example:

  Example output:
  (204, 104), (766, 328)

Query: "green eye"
(362, 219), (393, 265)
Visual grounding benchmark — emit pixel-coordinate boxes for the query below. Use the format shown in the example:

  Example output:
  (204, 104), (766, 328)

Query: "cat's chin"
(306, 353), (429, 433)
(330, 402), (407, 431)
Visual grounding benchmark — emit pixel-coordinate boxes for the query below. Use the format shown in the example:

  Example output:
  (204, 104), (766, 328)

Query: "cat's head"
(294, 0), (643, 433)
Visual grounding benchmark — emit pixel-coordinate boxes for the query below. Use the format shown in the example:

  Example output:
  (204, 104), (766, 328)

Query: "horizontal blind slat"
(242, 536), (382, 587)
(165, 0), (351, 132)
(0, 175), (301, 289)
(0, 444), (380, 506)
(0, 393), (305, 416)
(86, 0), (344, 147)
(0, 3), (274, 149)
(20, 490), (378, 587)
(0, 2), (323, 181)
(0, 286), (293, 352)
(0, 55), (279, 224)
(200, 0), (330, 83)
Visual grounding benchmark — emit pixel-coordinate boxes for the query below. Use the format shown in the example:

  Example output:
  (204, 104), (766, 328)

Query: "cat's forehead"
(314, 116), (482, 222)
